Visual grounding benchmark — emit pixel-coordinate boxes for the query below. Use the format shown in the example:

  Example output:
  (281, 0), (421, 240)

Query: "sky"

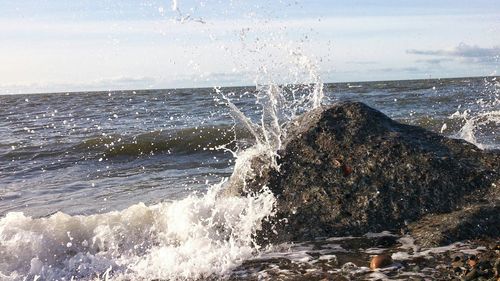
(0, 0), (499, 94)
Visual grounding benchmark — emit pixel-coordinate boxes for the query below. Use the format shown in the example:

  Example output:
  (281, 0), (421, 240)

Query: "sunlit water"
(0, 76), (499, 280)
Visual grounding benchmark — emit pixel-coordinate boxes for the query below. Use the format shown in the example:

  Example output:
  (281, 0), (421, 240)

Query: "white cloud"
(0, 76), (157, 95)
(407, 43), (500, 64)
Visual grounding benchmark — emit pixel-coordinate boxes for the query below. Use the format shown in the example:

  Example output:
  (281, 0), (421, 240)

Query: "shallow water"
(0, 76), (499, 280)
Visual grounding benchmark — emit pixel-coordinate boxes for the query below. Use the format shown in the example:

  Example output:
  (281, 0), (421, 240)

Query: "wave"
(74, 125), (254, 158)
(0, 125), (253, 161)
(1, 125), (250, 162)
(0, 183), (276, 280)
(452, 109), (500, 150)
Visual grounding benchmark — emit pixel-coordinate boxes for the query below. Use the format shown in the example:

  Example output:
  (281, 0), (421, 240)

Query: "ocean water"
(0, 76), (499, 280)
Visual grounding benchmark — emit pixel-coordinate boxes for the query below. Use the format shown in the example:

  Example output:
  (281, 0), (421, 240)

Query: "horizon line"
(1, 74), (498, 97)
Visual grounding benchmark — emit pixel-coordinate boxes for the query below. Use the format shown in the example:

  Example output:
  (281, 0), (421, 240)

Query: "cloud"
(407, 43), (500, 64)
(346, 60), (378, 65)
(376, 67), (421, 73)
(415, 58), (454, 65)
(89, 77), (157, 89)
(0, 76), (157, 95)
(167, 71), (257, 89)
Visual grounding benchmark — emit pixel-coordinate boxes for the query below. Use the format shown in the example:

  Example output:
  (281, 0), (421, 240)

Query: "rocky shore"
(228, 234), (500, 280)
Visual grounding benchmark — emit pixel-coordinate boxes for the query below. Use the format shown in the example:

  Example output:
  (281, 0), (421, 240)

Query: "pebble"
(342, 164), (353, 177)
(452, 256), (464, 269)
(370, 254), (393, 269)
(341, 262), (358, 273)
(468, 255), (478, 268)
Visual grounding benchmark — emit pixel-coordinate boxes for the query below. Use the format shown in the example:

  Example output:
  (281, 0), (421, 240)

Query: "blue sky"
(0, 0), (499, 94)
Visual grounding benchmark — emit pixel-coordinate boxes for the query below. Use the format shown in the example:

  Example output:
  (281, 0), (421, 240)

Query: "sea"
(0, 76), (499, 280)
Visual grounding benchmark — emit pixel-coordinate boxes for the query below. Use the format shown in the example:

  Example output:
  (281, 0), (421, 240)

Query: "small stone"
(370, 254), (393, 269)
(452, 256), (464, 269)
(342, 164), (353, 177)
(468, 255), (478, 268)
(341, 262), (358, 273)
(494, 244), (500, 254)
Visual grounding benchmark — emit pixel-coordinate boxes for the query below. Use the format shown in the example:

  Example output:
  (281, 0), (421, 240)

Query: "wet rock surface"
(245, 101), (499, 246)
(227, 233), (500, 281)
(409, 204), (500, 248)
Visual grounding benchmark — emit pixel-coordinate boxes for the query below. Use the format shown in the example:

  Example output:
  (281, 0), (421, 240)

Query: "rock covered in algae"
(244, 101), (499, 246)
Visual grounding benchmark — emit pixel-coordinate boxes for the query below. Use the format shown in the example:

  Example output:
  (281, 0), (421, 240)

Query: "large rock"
(408, 204), (500, 247)
(246, 101), (499, 245)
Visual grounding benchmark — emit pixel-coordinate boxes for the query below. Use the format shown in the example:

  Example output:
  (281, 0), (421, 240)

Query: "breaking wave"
(74, 125), (252, 158)
(0, 183), (276, 280)
(450, 79), (500, 150)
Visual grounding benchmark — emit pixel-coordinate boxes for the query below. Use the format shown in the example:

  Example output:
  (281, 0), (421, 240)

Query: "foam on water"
(453, 109), (500, 149)
(0, 182), (275, 280)
(451, 79), (500, 149)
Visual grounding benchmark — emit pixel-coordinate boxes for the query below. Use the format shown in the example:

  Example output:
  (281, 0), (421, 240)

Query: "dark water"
(1, 77), (498, 217)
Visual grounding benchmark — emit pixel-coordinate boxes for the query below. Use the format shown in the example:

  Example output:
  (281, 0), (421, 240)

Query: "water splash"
(451, 78), (500, 149)
(0, 182), (276, 280)
(215, 51), (324, 194)
(171, 0), (178, 12)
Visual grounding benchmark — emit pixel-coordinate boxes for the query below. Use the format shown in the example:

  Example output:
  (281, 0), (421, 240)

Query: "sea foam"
(0, 182), (276, 280)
